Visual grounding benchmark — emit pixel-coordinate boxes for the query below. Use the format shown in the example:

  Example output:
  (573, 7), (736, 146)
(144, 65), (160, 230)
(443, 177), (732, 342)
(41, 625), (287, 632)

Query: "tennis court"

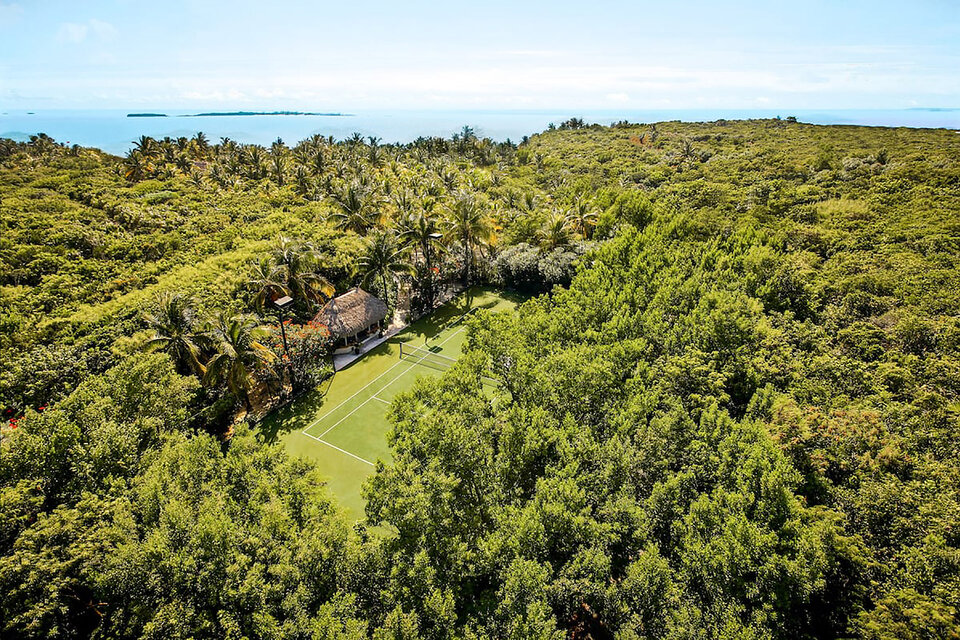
(260, 287), (521, 517)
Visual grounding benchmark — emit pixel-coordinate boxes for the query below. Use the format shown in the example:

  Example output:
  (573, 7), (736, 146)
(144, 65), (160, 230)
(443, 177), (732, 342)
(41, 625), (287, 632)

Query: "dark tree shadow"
(256, 373), (335, 442)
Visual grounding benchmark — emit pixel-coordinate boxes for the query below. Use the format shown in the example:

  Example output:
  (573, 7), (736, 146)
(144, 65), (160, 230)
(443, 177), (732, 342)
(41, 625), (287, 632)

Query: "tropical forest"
(1, 118), (959, 639)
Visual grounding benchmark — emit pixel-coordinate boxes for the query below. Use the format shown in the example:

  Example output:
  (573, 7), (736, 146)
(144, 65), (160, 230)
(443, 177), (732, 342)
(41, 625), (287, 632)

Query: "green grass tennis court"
(258, 287), (522, 517)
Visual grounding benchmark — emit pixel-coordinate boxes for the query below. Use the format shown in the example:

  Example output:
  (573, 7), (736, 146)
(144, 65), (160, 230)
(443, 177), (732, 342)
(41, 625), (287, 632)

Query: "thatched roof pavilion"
(314, 288), (388, 344)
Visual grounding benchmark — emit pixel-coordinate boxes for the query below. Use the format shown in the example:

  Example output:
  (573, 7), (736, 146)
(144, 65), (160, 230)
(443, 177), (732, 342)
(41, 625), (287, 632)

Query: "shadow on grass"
(492, 288), (531, 306)
(257, 373), (335, 443)
(398, 286), (516, 344)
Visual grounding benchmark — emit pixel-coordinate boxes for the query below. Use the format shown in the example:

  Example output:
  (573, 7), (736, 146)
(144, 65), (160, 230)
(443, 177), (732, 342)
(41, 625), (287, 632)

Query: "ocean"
(1, 108), (957, 156)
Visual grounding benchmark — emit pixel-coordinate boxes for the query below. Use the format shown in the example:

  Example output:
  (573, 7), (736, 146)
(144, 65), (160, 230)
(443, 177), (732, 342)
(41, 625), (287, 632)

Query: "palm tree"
(438, 166), (460, 191)
(266, 236), (335, 309)
(568, 196), (599, 239)
(293, 166), (311, 197)
(399, 211), (446, 308)
(358, 229), (413, 308)
(209, 164), (231, 189)
(160, 137), (175, 164)
(446, 191), (492, 284)
(310, 149), (326, 176)
(174, 151), (192, 173)
(275, 237), (334, 304)
(246, 146), (267, 180)
(367, 145), (383, 168)
(203, 314), (274, 411)
(291, 143), (309, 165)
(132, 135), (157, 159)
(188, 170), (206, 190)
(248, 256), (288, 311)
(142, 292), (208, 377)
(392, 188), (416, 216)
(122, 150), (152, 182)
(270, 154), (286, 186)
(193, 131), (209, 157)
(330, 181), (377, 234)
(218, 137), (236, 162)
(539, 210), (573, 250)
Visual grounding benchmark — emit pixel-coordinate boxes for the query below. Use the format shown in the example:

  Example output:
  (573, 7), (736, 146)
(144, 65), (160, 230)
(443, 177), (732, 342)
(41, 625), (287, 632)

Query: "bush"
(266, 320), (333, 394)
(494, 243), (583, 293)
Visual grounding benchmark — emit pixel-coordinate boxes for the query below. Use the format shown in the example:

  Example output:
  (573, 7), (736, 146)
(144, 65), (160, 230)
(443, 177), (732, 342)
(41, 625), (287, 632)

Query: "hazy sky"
(1, 0), (957, 110)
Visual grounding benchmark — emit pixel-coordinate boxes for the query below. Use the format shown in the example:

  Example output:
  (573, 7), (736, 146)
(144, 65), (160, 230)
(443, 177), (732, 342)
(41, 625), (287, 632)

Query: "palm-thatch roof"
(313, 288), (388, 340)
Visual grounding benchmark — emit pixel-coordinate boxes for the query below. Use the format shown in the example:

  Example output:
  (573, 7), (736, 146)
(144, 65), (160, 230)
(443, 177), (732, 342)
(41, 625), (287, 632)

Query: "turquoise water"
(1, 108), (957, 156)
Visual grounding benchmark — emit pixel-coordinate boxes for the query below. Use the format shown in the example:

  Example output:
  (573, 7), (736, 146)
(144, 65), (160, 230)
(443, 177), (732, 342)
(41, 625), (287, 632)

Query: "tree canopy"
(2, 119), (959, 638)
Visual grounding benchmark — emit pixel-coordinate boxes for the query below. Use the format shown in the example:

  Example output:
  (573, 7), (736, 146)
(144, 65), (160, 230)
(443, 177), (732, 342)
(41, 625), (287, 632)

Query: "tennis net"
(399, 342), (500, 386)
(399, 343), (459, 372)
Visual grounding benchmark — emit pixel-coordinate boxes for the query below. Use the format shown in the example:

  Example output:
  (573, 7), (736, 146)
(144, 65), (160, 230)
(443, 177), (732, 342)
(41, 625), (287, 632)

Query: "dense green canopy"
(1, 119), (958, 638)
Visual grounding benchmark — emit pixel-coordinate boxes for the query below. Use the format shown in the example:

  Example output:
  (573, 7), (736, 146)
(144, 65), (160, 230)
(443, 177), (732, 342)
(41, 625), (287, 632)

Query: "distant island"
(127, 111), (350, 118)
(188, 111), (350, 117)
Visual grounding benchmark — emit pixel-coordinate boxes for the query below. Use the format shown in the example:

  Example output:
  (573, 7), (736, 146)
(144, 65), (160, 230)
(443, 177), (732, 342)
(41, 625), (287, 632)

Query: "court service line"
(313, 327), (465, 440)
(370, 396), (392, 405)
(301, 430), (375, 466)
(300, 326), (465, 436)
(300, 360), (406, 435)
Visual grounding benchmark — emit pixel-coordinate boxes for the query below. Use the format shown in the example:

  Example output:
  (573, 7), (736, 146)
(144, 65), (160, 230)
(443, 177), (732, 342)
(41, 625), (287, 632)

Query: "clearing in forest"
(259, 287), (521, 517)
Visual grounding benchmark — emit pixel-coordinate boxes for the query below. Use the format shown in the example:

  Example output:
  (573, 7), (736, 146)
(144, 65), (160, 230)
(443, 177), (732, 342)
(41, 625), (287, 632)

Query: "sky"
(0, 0), (957, 111)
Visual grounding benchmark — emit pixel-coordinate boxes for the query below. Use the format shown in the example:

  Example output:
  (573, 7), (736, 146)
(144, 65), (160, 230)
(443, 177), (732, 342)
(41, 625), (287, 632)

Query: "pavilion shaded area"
(314, 287), (388, 347)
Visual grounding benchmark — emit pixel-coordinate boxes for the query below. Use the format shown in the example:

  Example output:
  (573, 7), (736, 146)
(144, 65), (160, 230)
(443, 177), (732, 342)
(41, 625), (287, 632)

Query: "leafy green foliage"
(2, 119), (959, 637)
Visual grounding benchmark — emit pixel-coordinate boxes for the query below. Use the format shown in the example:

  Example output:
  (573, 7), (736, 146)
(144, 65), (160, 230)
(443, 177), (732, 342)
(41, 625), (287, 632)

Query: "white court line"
(299, 325), (464, 436)
(300, 358), (407, 435)
(371, 396), (392, 405)
(301, 430), (375, 466)
(314, 327), (465, 440)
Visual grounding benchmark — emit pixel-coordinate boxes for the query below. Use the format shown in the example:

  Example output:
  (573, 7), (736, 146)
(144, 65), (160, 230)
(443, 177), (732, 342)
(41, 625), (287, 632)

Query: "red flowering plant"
(260, 319), (333, 396)
(2, 412), (24, 431)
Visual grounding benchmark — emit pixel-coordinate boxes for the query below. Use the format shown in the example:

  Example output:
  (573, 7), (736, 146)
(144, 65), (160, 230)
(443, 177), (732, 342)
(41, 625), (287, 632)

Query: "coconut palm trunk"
(359, 229), (412, 315)
(424, 240), (435, 307)
(447, 191), (490, 288)
(379, 271), (389, 309)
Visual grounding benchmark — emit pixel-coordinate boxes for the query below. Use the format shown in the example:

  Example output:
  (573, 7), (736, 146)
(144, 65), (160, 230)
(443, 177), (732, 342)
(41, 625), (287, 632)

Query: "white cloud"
(495, 50), (563, 58)
(7, 37), (959, 110)
(57, 23), (88, 43)
(88, 19), (117, 39)
(180, 89), (247, 102)
(57, 18), (117, 44)
(45, 57), (949, 110)
(0, 2), (22, 27)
